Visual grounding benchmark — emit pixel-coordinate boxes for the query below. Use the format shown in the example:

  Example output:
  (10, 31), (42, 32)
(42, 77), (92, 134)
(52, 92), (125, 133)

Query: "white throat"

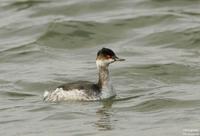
(96, 59), (109, 68)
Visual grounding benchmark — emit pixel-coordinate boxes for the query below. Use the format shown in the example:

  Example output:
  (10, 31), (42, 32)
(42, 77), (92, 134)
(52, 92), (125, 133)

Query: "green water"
(0, 0), (200, 136)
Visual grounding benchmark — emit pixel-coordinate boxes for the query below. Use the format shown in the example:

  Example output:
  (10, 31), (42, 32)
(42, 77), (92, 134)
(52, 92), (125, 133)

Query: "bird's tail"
(43, 90), (49, 101)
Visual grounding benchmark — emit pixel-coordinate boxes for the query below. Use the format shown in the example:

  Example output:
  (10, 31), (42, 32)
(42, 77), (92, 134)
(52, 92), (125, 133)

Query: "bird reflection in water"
(95, 98), (116, 131)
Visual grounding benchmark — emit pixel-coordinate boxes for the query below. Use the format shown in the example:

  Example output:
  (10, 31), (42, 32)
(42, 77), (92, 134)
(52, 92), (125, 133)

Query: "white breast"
(100, 81), (116, 99)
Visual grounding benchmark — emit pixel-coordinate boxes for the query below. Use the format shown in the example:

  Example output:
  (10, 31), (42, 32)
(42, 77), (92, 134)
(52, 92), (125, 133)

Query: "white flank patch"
(43, 88), (100, 102)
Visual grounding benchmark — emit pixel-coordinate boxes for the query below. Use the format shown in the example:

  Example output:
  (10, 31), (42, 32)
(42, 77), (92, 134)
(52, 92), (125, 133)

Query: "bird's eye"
(106, 55), (111, 59)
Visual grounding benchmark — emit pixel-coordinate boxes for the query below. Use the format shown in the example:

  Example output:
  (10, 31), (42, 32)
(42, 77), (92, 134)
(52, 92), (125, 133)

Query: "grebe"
(43, 48), (125, 102)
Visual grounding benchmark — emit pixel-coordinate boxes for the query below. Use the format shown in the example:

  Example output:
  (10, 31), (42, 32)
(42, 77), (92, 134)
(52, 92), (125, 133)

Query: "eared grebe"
(43, 48), (125, 102)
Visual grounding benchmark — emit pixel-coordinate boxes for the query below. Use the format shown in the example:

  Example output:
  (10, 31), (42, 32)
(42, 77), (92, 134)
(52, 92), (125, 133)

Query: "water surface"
(0, 0), (200, 136)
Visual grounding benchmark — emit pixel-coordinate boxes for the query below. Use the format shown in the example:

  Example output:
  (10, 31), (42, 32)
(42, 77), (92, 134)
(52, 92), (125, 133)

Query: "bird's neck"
(96, 60), (116, 98)
(97, 65), (110, 89)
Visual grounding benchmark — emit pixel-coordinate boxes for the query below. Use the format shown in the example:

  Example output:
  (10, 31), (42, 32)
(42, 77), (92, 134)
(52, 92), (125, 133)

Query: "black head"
(96, 48), (125, 66)
(97, 48), (116, 59)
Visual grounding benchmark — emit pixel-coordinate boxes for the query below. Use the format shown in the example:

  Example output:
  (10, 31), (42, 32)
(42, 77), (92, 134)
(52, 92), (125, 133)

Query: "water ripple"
(133, 98), (200, 112)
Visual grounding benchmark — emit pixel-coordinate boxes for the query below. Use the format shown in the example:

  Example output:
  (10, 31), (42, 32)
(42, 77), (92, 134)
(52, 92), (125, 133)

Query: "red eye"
(106, 55), (111, 59)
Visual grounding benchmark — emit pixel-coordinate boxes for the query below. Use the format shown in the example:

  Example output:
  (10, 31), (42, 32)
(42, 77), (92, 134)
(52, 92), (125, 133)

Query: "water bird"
(44, 48), (125, 102)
